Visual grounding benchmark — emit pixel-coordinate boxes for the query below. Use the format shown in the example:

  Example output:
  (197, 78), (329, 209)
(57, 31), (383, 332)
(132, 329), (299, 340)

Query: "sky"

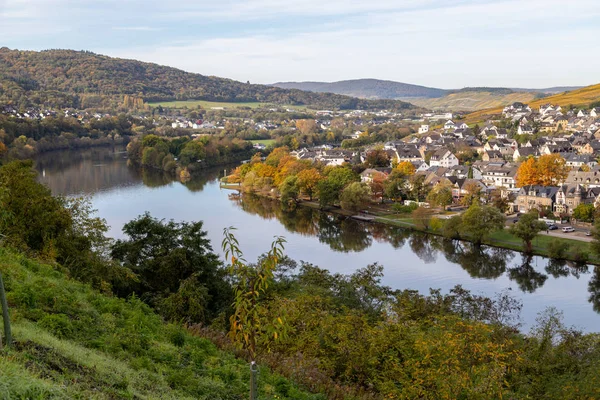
(1, 0), (599, 89)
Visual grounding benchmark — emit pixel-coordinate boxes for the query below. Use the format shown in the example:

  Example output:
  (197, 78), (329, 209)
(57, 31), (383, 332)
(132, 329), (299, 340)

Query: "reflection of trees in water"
(545, 259), (589, 279)
(36, 146), (138, 195)
(317, 214), (372, 253)
(508, 256), (548, 293)
(589, 266), (600, 313)
(442, 241), (512, 279)
(408, 233), (438, 264)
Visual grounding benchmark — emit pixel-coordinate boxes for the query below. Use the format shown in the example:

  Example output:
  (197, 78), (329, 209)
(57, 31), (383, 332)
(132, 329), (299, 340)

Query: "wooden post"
(250, 361), (258, 400)
(0, 272), (12, 348)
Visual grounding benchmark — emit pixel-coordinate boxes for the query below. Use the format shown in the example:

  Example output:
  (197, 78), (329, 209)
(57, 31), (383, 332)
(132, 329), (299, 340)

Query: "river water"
(35, 146), (600, 332)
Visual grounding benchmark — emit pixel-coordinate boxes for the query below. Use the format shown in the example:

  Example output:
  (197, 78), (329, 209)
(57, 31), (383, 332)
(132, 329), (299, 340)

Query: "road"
(506, 214), (593, 242)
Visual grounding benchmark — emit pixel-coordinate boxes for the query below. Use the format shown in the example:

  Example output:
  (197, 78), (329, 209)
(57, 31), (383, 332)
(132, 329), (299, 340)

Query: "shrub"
(547, 241), (569, 259)
(392, 202), (418, 214)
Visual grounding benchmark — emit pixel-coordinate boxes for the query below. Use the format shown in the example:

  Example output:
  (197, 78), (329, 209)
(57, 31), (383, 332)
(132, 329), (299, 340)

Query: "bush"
(547, 241), (569, 259)
(392, 202), (418, 214)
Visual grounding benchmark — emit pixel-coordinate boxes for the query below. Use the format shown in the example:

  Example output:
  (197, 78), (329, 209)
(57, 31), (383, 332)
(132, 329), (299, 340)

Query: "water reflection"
(36, 146), (227, 196)
(228, 192), (600, 307)
(33, 147), (600, 322)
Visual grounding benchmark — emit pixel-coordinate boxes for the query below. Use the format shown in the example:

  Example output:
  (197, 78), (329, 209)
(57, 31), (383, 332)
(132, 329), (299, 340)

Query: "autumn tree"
(369, 172), (387, 203)
(509, 211), (547, 253)
(396, 161), (416, 176)
(427, 183), (453, 208)
(516, 155), (569, 187)
(295, 119), (317, 135)
(412, 206), (433, 230)
(221, 228), (287, 362)
(516, 158), (537, 187)
(384, 170), (406, 201)
(537, 154), (569, 186)
(461, 181), (483, 207)
(364, 149), (391, 168)
(296, 168), (322, 201)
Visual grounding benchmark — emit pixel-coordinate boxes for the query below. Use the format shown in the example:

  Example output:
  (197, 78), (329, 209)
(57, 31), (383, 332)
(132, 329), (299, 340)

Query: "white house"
(429, 149), (459, 168)
(444, 120), (456, 130)
(418, 124), (430, 134)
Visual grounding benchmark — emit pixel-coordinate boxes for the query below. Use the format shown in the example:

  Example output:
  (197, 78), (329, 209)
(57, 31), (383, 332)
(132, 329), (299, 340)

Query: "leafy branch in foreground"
(222, 227), (287, 361)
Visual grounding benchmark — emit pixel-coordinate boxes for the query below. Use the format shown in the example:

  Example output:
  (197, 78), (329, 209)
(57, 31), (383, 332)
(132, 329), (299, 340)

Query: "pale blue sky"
(1, 0), (599, 88)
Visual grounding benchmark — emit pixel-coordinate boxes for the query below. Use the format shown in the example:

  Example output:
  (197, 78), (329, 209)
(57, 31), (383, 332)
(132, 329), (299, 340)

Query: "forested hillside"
(0, 48), (415, 111)
(272, 79), (446, 99)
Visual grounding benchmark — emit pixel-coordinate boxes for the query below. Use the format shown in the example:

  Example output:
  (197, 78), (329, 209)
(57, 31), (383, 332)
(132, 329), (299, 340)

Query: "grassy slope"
(466, 83), (600, 123)
(0, 247), (321, 400)
(406, 91), (538, 112)
(146, 100), (309, 111)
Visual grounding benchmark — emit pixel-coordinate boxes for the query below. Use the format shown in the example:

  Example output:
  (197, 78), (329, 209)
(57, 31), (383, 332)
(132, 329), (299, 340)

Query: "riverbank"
(221, 184), (599, 265)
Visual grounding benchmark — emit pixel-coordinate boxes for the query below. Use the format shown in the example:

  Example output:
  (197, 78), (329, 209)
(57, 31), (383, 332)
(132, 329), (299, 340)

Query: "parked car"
(562, 227), (575, 233)
(548, 225), (558, 230)
(586, 231), (592, 236)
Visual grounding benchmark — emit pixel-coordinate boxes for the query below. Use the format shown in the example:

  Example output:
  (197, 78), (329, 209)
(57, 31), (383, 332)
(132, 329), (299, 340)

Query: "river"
(34, 146), (600, 332)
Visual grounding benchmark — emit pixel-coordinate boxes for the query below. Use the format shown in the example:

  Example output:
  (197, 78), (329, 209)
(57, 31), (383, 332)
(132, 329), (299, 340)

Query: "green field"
(249, 139), (276, 146)
(147, 100), (309, 111)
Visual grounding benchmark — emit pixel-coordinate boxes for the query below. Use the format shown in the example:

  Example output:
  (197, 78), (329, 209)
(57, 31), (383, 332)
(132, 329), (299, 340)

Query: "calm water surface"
(35, 147), (600, 332)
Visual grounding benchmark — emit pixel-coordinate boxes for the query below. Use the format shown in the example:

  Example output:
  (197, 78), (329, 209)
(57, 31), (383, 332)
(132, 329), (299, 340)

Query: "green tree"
(111, 213), (230, 323)
(460, 204), (506, 245)
(384, 170), (406, 201)
(572, 203), (595, 223)
(318, 167), (358, 207)
(509, 211), (548, 253)
(443, 215), (463, 239)
(279, 175), (299, 208)
(339, 182), (371, 212)
(409, 174), (429, 202)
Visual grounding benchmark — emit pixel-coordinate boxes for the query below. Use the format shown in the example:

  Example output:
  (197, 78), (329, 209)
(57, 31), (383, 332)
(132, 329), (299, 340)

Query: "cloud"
(2, 0), (600, 87)
(112, 26), (160, 32)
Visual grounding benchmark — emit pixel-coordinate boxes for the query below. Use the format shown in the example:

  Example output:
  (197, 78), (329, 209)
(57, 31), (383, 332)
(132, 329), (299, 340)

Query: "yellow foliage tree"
(396, 161), (416, 176)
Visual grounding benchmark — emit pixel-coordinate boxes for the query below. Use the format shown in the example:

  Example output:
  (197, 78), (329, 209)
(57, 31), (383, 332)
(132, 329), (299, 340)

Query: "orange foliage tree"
(516, 155), (569, 187)
(297, 168), (323, 201)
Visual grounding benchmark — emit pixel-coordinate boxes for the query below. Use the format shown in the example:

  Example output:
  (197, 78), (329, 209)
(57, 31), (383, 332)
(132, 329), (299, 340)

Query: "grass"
(249, 139), (276, 146)
(0, 247), (323, 399)
(373, 213), (598, 263)
(147, 100), (265, 109)
(147, 100), (309, 111)
(466, 82), (600, 123)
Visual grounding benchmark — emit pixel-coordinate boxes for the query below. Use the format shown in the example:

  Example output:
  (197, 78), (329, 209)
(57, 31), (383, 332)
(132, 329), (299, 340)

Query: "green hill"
(0, 48), (414, 111)
(0, 247), (320, 399)
(272, 79), (446, 99)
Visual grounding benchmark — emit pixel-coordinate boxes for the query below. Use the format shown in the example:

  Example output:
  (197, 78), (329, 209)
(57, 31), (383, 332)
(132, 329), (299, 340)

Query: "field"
(147, 100), (309, 111)
(466, 83), (600, 123)
(406, 91), (538, 112)
(249, 139), (276, 146)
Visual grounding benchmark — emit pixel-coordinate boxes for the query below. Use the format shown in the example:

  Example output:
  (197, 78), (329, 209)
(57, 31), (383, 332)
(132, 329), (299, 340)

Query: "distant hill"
(272, 79), (446, 99)
(0, 48), (415, 111)
(466, 83), (600, 123)
(271, 80), (587, 111)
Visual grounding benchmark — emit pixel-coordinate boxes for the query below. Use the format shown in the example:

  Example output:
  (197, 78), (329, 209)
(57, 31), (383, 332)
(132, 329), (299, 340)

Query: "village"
(287, 102), (600, 226)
